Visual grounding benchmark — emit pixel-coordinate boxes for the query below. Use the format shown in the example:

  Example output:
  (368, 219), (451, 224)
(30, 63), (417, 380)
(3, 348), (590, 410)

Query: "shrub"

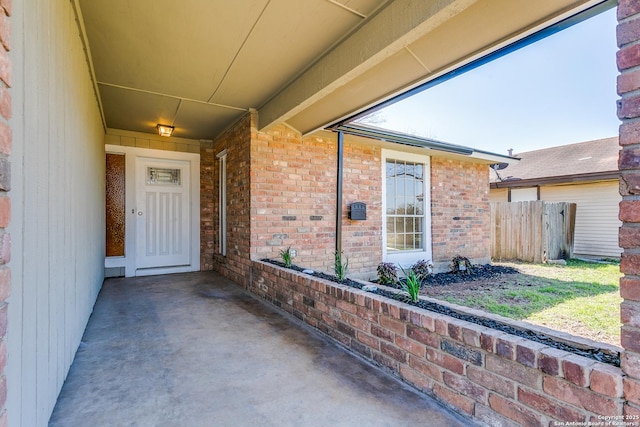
(450, 255), (472, 275)
(377, 262), (399, 285)
(411, 259), (433, 279)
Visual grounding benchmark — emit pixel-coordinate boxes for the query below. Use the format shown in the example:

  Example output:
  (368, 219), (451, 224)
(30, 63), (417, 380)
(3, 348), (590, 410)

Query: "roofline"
(330, 123), (517, 161)
(490, 171), (620, 188)
(471, 149), (519, 164)
(510, 136), (619, 157)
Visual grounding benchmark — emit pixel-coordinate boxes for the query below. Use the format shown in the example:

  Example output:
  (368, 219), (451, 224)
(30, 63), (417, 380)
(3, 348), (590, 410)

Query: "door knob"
(137, 211), (143, 216)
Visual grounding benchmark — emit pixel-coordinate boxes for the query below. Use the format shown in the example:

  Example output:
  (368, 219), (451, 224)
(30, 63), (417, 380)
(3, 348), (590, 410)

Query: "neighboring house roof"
(490, 137), (620, 188)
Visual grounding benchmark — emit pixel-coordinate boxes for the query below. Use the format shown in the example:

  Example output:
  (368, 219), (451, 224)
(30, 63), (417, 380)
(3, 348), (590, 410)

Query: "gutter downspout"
(336, 131), (344, 255)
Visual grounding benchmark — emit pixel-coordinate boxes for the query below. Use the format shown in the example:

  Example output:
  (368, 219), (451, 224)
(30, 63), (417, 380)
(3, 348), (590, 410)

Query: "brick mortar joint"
(621, 196), (640, 202)
(619, 90), (640, 100)
(619, 12), (640, 26)
(619, 35), (640, 51)
(621, 67), (640, 81)
(621, 117), (640, 131)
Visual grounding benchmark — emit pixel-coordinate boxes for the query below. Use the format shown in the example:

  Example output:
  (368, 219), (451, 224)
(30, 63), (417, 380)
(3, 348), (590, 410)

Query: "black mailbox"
(349, 202), (366, 220)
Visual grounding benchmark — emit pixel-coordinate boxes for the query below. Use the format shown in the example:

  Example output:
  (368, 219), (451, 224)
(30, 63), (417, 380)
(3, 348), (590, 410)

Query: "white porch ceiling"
(78, 0), (602, 140)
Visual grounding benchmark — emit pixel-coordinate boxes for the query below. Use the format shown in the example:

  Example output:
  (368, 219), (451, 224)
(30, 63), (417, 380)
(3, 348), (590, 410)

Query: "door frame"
(105, 145), (200, 277)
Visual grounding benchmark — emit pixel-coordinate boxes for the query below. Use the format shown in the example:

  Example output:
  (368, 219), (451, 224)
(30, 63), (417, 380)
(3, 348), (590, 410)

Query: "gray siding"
(9, 0), (105, 425)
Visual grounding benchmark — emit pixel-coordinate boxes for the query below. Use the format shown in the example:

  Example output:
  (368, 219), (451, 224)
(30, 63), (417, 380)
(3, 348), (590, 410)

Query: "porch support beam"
(335, 131), (344, 256)
(258, 0), (477, 131)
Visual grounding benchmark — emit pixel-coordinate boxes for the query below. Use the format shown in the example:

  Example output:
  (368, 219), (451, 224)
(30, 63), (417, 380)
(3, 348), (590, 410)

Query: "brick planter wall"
(250, 260), (627, 427)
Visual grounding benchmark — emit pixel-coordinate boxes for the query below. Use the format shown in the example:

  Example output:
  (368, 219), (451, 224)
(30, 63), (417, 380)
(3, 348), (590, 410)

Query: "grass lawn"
(420, 259), (622, 347)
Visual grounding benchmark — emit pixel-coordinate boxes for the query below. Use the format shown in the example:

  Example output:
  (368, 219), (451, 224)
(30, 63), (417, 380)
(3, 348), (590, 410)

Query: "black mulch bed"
(260, 259), (620, 367)
(421, 264), (520, 286)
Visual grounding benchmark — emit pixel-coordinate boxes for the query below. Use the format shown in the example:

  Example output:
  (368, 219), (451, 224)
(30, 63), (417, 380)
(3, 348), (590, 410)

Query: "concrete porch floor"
(49, 271), (475, 427)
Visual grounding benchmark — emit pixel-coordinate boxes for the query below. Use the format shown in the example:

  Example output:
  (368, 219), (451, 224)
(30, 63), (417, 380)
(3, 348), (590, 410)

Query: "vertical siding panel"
(63, 3), (74, 382)
(9, 0), (106, 425)
(34, 0), (49, 421)
(540, 182), (622, 258)
(18, 0), (38, 423)
(49, 0), (60, 410)
(37, 0), (51, 422)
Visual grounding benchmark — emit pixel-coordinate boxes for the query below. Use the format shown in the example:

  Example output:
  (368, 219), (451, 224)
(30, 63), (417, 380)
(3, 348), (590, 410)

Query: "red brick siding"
(252, 261), (624, 426)
(249, 124), (382, 278)
(250, 125), (337, 271)
(200, 113), (253, 285)
(431, 158), (491, 269)
(0, 0), (8, 423)
(618, 0), (640, 417)
(339, 143), (382, 277)
(200, 140), (215, 270)
(202, 113), (493, 279)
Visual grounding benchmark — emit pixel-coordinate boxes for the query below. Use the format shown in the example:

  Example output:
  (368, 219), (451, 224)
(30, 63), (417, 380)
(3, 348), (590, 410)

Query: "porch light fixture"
(156, 124), (174, 137)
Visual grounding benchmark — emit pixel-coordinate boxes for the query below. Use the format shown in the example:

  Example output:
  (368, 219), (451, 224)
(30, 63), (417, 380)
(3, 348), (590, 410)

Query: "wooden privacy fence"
(490, 201), (576, 263)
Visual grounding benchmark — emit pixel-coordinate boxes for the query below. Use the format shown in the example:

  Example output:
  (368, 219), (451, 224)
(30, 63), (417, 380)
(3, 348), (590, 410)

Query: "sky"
(358, 6), (619, 157)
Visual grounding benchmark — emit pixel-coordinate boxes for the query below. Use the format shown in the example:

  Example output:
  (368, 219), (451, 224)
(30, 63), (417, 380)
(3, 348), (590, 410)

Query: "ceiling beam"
(258, 0), (477, 131)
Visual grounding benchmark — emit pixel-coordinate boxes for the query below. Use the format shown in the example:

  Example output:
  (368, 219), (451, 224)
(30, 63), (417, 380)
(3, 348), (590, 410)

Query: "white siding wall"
(540, 181), (622, 258)
(489, 188), (508, 203)
(510, 187), (538, 202)
(9, 1), (105, 426)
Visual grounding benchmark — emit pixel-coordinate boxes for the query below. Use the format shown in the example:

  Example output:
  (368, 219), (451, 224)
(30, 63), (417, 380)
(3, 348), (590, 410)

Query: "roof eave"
(471, 150), (520, 164)
(330, 123), (517, 162)
(490, 170), (620, 188)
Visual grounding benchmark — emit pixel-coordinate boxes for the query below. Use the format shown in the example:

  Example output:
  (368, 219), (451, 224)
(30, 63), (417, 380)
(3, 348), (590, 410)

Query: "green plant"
(280, 247), (293, 268)
(400, 266), (421, 303)
(411, 259), (433, 280)
(334, 251), (349, 282)
(377, 262), (399, 285)
(450, 255), (472, 275)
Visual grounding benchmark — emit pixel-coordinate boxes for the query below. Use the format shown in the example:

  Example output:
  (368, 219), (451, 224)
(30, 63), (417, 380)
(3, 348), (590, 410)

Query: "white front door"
(136, 157), (191, 272)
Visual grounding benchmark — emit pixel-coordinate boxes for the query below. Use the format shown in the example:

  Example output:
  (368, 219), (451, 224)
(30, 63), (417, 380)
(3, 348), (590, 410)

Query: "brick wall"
(341, 143), (383, 277)
(252, 261), (626, 426)
(202, 113), (253, 285)
(0, 0), (9, 423)
(249, 124), (383, 278)
(617, 0), (640, 418)
(202, 112), (492, 280)
(250, 124), (338, 271)
(431, 158), (491, 270)
(200, 140), (215, 271)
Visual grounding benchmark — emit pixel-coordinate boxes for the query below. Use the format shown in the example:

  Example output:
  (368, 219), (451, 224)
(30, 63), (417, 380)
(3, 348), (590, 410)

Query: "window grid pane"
(386, 159), (425, 252)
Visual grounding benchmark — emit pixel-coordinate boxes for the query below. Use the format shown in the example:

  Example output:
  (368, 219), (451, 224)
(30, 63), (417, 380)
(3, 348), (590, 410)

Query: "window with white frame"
(217, 150), (227, 256)
(382, 150), (431, 266)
